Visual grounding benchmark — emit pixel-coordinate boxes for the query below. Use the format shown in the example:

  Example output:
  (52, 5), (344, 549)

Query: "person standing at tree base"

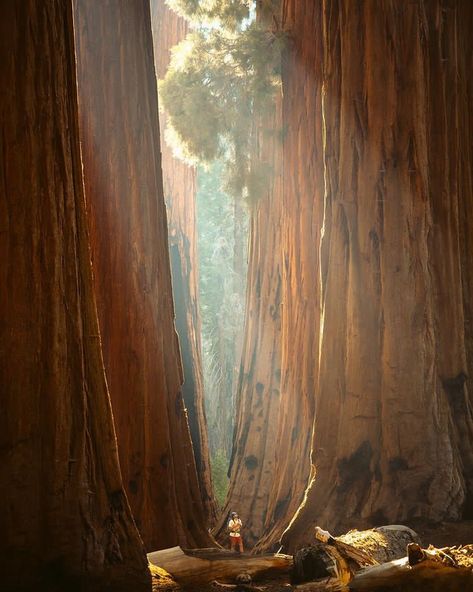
(228, 512), (244, 553)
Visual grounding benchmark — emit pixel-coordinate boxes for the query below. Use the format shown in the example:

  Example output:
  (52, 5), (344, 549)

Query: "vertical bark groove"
(281, 0), (473, 552)
(0, 1), (149, 589)
(150, 0), (217, 525)
(214, 91), (285, 547)
(73, 0), (213, 550)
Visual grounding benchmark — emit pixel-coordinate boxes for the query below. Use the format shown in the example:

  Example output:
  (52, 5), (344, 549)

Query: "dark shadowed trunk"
(0, 1), (149, 589)
(73, 0), (214, 550)
(150, 0), (217, 525)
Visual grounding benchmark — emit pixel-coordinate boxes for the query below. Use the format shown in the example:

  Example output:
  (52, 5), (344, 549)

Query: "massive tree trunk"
(444, 0), (473, 517)
(255, 0), (325, 551)
(0, 1), (149, 589)
(150, 0), (217, 525)
(73, 0), (214, 550)
(281, 0), (473, 552)
(217, 2), (323, 551)
(214, 92), (285, 547)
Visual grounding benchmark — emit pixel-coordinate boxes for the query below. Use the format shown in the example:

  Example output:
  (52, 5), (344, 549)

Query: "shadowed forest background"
(1, 1), (473, 591)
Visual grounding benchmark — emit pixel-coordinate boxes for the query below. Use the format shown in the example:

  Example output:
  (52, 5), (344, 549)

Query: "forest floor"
(150, 520), (473, 591)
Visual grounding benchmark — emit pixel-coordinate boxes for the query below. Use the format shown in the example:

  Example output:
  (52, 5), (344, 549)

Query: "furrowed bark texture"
(214, 92), (285, 548)
(0, 1), (149, 589)
(212, 1), (325, 551)
(254, 0), (325, 552)
(73, 0), (213, 549)
(150, 0), (217, 525)
(281, 0), (473, 552)
(453, 0), (473, 516)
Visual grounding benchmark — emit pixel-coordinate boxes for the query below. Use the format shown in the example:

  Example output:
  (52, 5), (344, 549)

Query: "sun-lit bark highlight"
(282, 0), (473, 551)
(150, 0), (218, 525)
(73, 0), (214, 550)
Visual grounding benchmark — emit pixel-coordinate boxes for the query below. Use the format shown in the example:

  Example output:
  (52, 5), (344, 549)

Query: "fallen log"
(293, 525), (419, 584)
(349, 548), (473, 592)
(147, 546), (293, 586)
(293, 526), (473, 591)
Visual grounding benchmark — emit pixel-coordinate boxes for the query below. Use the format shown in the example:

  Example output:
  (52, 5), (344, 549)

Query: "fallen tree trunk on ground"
(147, 546), (293, 586)
(350, 543), (473, 591)
(293, 525), (419, 584)
(293, 526), (473, 591)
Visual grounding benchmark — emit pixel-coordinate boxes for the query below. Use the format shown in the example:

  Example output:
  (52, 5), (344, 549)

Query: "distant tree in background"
(161, 0), (283, 203)
(196, 161), (248, 488)
(160, 0), (283, 486)
(166, 0), (251, 31)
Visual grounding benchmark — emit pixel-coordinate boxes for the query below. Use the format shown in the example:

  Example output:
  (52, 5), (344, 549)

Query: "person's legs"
(230, 536), (236, 551)
(238, 536), (244, 553)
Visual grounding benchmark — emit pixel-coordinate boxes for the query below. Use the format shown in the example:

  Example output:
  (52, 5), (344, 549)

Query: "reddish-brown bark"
(457, 1), (473, 516)
(214, 93), (285, 547)
(150, 0), (217, 525)
(224, 0), (473, 554)
(219, 3), (325, 551)
(73, 0), (214, 550)
(281, 0), (473, 551)
(257, 0), (325, 551)
(0, 1), (149, 589)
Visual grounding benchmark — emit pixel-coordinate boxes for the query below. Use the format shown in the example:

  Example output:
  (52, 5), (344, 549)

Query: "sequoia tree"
(204, 0), (473, 552)
(251, 0), (325, 551)
(157, 0), (287, 540)
(73, 0), (214, 550)
(0, 1), (149, 589)
(214, 2), (323, 550)
(150, 0), (217, 525)
(281, 0), (473, 551)
(214, 93), (286, 547)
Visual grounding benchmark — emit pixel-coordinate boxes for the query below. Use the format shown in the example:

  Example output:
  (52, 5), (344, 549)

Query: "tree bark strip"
(214, 88), (285, 547)
(73, 0), (214, 549)
(281, 0), (473, 552)
(150, 0), (218, 525)
(216, 1), (325, 551)
(0, 1), (149, 589)
(255, 0), (325, 552)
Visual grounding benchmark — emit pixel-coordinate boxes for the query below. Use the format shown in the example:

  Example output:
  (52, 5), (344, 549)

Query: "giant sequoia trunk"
(223, 0), (473, 553)
(255, 0), (325, 551)
(214, 94), (285, 547)
(281, 0), (473, 552)
(150, 0), (217, 525)
(73, 0), (214, 550)
(219, 3), (326, 551)
(0, 2), (149, 589)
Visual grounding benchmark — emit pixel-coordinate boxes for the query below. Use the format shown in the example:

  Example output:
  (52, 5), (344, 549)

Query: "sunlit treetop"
(160, 2), (285, 202)
(166, 0), (252, 32)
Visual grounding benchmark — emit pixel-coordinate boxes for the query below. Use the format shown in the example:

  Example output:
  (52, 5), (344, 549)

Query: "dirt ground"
(150, 520), (473, 591)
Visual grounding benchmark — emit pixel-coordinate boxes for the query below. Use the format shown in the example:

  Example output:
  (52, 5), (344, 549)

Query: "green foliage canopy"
(159, 1), (284, 201)
(166, 0), (251, 31)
